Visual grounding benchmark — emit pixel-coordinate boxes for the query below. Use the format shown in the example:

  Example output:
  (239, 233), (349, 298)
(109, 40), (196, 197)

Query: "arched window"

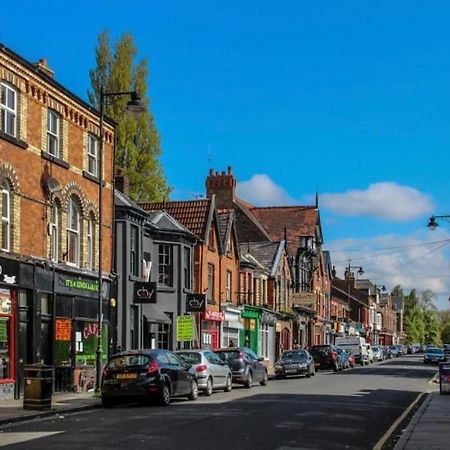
(67, 196), (80, 266)
(87, 213), (95, 270)
(1, 180), (11, 252)
(50, 203), (59, 262)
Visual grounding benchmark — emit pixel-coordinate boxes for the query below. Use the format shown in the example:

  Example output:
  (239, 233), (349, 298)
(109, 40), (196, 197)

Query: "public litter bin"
(439, 362), (450, 395)
(23, 364), (54, 410)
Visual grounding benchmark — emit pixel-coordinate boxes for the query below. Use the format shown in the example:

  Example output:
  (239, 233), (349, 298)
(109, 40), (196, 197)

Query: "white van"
(334, 336), (369, 366)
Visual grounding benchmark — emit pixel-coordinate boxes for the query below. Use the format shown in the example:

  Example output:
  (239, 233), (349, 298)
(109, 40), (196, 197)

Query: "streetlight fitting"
(427, 216), (438, 231)
(125, 92), (147, 117)
(357, 267), (364, 276)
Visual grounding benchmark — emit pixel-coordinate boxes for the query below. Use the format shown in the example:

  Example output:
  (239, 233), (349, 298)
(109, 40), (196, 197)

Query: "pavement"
(0, 392), (100, 426)
(394, 388), (450, 450)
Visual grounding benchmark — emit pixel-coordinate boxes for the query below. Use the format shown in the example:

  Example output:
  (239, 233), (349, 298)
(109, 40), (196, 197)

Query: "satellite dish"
(46, 177), (61, 193)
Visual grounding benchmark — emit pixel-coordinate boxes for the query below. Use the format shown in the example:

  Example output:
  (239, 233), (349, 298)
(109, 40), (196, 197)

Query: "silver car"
(176, 349), (233, 396)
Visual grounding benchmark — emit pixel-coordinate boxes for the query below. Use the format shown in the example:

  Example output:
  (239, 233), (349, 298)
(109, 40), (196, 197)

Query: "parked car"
(309, 344), (342, 371)
(215, 347), (268, 388)
(443, 344), (450, 357)
(335, 347), (350, 369)
(334, 337), (370, 366)
(176, 349), (232, 396)
(274, 350), (315, 378)
(371, 346), (385, 362)
(366, 344), (374, 363)
(389, 345), (401, 357)
(423, 347), (447, 364)
(383, 346), (393, 359)
(101, 349), (199, 407)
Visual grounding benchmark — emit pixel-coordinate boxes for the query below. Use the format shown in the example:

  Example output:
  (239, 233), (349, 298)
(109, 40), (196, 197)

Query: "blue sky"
(2, 1), (449, 308)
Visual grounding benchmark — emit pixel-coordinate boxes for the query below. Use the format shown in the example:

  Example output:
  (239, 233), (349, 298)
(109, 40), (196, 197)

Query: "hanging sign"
(0, 289), (12, 314)
(186, 293), (206, 312)
(133, 281), (157, 304)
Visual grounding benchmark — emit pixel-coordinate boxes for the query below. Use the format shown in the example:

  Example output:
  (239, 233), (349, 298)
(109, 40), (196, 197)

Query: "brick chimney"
(115, 168), (130, 196)
(206, 166), (236, 208)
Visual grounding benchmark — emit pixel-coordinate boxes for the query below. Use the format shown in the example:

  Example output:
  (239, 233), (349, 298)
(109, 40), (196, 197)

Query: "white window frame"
(0, 82), (17, 137)
(87, 215), (94, 270)
(50, 204), (59, 262)
(66, 197), (80, 266)
(87, 134), (98, 177)
(47, 109), (60, 157)
(1, 182), (11, 252)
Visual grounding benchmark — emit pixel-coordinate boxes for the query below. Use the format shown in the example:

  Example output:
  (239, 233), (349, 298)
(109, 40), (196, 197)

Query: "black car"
(274, 350), (315, 378)
(215, 347), (268, 388)
(101, 349), (198, 407)
(309, 344), (341, 371)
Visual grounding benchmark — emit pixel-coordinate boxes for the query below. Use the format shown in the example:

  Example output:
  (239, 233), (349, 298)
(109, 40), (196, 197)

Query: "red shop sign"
(203, 311), (225, 322)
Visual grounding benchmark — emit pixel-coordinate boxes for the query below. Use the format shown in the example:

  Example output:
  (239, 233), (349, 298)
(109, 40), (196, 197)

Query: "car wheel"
(311, 365), (315, 376)
(158, 382), (171, 406)
(203, 377), (213, 396)
(245, 371), (253, 389)
(224, 375), (232, 392)
(188, 380), (199, 401)
(260, 370), (268, 386)
(306, 367), (311, 378)
(101, 396), (114, 408)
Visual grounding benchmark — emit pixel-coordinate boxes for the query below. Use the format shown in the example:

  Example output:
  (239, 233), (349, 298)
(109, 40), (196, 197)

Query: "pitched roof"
(240, 241), (283, 274)
(249, 206), (318, 256)
(139, 198), (212, 239)
(217, 209), (232, 247)
(146, 211), (196, 238)
(233, 198), (272, 243)
(332, 279), (369, 307)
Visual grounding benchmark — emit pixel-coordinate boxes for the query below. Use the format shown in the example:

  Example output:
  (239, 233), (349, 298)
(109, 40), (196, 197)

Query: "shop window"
(1, 180), (11, 252)
(0, 317), (11, 379)
(75, 321), (108, 366)
(66, 196), (80, 266)
(158, 244), (173, 286)
(261, 323), (269, 358)
(0, 82), (17, 137)
(157, 320), (171, 349)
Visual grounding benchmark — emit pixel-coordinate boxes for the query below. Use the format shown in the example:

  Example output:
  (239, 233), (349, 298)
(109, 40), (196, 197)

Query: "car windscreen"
(427, 348), (444, 354)
(108, 354), (150, 369)
(177, 352), (202, 364)
(215, 350), (241, 361)
(280, 351), (307, 361)
(309, 346), (330, 354)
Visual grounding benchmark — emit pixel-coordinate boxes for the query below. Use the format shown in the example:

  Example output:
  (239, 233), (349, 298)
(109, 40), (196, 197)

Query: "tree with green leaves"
(89, 31), (170, 201)
(439, 310), (450, 344)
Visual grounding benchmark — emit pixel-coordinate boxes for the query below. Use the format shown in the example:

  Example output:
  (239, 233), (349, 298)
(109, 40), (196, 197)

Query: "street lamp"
(427, 215), (450, 231)
(345, 260), (364, 278)
(95, 87), (146, 393)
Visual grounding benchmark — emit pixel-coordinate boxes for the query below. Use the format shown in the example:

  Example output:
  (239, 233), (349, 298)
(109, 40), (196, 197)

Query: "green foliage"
(440, 310), (450, 343)
(88, 31), (171, 202)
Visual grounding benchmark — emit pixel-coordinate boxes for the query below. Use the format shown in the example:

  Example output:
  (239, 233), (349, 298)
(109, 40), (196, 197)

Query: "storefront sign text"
(55, 319), (72, 341)
(203, 311), (225, 322)
(186, 293), (206, 312)
(133, 281), (157, 304)
(176, 315), (196, 341)
(64, 278), (99, 292)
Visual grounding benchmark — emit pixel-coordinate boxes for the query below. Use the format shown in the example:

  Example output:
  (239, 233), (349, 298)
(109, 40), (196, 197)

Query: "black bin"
(23, 364), (54, 410)
(439, 362), (450, 395)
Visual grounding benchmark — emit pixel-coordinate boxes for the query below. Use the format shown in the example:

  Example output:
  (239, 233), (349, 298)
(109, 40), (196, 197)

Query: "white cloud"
(326, 230), (450, 310)
(236, 174), (295, 206)
(321, 182), (433, 221)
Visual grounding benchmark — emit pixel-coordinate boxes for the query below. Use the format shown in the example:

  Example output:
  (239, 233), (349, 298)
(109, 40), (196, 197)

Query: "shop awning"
(142, 304), (171, 324)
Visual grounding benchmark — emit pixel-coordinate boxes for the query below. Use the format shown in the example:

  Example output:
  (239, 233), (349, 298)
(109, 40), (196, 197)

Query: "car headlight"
(275, 364), (283, 370)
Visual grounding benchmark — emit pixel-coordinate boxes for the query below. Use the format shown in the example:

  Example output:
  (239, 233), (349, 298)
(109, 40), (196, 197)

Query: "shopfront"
(240, 306), (261, 355)
(221, 305), (242, 348)
(53, 270), (113, 392)
(200, 311), (224, 350)
(0, 257), (19, 400)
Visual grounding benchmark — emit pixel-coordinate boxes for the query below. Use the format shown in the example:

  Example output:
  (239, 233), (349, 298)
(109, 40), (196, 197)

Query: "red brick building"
(0, 44), (115, 398)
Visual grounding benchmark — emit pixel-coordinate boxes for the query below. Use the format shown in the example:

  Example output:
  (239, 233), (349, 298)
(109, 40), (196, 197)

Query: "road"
(0, 355), (437, 450)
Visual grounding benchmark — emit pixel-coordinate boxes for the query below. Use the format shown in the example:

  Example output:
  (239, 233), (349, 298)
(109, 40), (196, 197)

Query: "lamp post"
(95, 87), (146, 393)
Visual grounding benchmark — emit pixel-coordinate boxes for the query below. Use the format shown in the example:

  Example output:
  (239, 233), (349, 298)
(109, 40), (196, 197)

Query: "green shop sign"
(176, 315), (196, 342)
(55, 272), (100, 298)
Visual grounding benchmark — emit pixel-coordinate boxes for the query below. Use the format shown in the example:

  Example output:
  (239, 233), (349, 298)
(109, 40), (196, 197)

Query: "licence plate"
(116, 373), (137, 380)
(285, 369), (297, 374)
